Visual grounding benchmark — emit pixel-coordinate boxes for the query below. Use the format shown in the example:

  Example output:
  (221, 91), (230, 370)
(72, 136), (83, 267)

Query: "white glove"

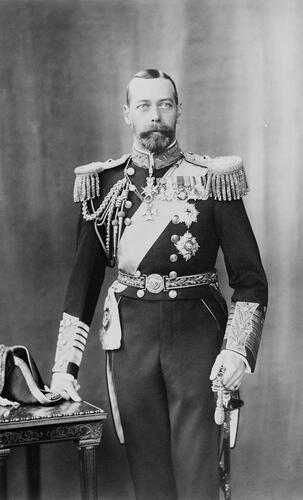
(50, 372), (81, 402)
(0, 395), (20, 407)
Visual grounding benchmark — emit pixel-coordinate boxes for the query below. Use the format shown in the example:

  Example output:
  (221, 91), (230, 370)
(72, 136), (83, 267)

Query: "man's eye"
(159, 102), (173, 110)
(137, 103), (149, 109)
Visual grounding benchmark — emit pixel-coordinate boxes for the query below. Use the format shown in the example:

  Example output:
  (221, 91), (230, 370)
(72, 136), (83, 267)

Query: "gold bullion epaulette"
(184, 152), (248, 201)
(73, 154), (130, 202)
(206, 155), (248, 201)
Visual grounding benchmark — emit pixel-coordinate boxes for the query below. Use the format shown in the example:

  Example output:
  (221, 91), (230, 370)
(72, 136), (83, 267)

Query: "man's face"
(124, 77), (181, 154)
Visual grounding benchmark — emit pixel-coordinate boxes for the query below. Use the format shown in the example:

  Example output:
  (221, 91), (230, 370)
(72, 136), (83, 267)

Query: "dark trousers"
(112, 295), (226, 500)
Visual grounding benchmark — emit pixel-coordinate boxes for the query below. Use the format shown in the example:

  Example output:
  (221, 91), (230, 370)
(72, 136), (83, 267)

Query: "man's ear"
(123, 104), (132, 126)
(176, 103), (182, 123)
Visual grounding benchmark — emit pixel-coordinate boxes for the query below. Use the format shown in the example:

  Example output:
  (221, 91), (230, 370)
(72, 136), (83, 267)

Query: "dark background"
(1, 1), (302, 498)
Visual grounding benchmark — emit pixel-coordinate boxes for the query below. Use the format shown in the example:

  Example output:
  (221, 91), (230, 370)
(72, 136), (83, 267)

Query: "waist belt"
(118, 270), (218, 297)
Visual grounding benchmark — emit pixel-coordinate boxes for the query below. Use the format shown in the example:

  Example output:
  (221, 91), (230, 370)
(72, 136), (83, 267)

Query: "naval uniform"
(52, 141), (268, 500)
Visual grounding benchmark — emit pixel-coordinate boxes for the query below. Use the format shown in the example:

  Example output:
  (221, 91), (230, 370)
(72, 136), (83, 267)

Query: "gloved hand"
(50, 372), (81, 402)
(0, 395), (20, 407)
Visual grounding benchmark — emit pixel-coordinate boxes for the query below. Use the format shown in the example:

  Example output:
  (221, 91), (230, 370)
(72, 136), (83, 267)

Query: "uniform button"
(124, 218), (132, 226)
(129, 184), (136, 191)
(137, 289), (145, 298)
(171, 234), (180, 243)
(127, 167), (135, 176)
(169, 290), (177, 299)
(169, 271), (177, 279)
(135, 270), (141, 277)
(169, 254), (178, 263)
(172, 215), (180, 224)
(125, 200), (132, 209)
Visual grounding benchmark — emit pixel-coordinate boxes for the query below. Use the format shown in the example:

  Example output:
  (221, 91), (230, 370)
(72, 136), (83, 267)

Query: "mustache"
(140, 124), (174, 139)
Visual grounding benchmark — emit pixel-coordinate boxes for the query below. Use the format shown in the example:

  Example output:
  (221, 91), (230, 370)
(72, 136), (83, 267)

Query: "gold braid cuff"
(222, 301), (266, 371)
(52, 313), (89, 376)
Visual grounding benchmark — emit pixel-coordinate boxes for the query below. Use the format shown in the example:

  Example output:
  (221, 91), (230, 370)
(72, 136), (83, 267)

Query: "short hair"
(126, 68), (179, 106)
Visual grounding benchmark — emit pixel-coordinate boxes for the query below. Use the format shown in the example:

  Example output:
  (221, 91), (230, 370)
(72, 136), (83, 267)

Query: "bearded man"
(50, 69), (268, 500)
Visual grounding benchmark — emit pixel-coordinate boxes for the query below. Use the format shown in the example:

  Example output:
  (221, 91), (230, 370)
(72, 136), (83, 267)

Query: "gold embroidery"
(132, 140), (182, 170)
(53, 313), (89, 372)
(224, 302), (265, 361)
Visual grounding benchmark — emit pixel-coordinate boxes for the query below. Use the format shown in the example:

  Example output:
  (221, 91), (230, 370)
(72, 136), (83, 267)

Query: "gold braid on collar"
(131, 141), (183, 170)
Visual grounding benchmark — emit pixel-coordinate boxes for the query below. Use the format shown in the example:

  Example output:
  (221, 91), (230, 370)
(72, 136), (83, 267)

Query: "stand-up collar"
(131, 140), (183, 170)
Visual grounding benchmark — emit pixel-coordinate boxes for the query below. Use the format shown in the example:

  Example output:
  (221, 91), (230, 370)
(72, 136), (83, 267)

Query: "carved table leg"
(0, 448), (10, 500)
(77, 441), (99, 500)
(26, 444), (41, 500)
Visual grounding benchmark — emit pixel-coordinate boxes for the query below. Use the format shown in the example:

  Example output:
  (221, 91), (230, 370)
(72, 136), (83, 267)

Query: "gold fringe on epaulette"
(73, 173), (100, 203)
(207, 165), (249, 201)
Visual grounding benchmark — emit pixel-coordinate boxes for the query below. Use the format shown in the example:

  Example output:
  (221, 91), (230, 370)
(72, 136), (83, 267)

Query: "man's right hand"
(50, 372), (81, 402)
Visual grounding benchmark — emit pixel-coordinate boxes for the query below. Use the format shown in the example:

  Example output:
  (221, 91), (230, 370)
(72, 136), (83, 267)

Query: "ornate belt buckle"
(145, 274), (164, 294)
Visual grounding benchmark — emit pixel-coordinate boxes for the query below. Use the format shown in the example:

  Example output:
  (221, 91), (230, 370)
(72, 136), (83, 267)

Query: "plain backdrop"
(1, 1), (302, 499)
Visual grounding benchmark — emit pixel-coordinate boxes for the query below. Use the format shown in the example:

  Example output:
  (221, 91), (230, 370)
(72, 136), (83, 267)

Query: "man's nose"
(150, 105), (161, 122)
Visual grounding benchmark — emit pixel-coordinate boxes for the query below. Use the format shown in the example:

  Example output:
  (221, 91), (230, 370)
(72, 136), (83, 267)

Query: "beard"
(138, 124), (175, 154)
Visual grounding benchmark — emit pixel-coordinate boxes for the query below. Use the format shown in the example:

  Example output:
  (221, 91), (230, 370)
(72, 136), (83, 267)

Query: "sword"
(212, 367), (244, 499)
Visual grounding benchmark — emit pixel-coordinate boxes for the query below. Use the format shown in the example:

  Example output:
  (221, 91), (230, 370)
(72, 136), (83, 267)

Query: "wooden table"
(0, 400), (107, 500)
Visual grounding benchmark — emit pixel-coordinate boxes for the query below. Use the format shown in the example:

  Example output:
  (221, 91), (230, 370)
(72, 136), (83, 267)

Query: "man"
(51, 69), (268, 500)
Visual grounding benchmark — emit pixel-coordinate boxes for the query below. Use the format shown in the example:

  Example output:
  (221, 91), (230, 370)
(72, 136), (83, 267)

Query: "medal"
(141, 176), (159, 221)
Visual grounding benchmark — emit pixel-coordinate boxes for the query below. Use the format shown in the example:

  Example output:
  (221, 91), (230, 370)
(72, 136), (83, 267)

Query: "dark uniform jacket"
(52, 142), (268, 379)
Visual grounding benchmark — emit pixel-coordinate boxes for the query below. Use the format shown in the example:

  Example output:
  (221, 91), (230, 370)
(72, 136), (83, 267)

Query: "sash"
(117, 197), (189, 274)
